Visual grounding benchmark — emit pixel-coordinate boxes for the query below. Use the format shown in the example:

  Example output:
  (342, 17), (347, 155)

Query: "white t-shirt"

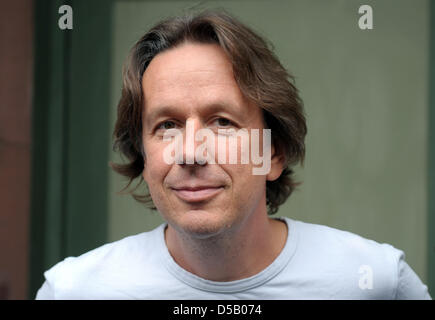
(35, 217), (431, 299)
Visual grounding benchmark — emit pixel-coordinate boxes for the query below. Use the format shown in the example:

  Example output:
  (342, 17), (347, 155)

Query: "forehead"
(143, 42), (232, 87)
(141, 42), (265, 129)
(141, 42), (245, 110)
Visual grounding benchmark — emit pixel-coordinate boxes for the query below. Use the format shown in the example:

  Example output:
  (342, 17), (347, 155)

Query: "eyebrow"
(144, 101), (243, 128)
(145, 105), (181, 129)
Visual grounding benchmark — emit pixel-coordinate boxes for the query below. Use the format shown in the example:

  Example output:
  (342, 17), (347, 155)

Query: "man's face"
(141, 42), (283, 238)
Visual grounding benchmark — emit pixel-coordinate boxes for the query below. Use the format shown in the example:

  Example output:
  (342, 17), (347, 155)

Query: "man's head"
(111, 10), (307, 219)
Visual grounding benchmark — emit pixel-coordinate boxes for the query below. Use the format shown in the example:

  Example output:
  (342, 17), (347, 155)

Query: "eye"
(214, 117), (232, 127)
(157, 120), (177, 130)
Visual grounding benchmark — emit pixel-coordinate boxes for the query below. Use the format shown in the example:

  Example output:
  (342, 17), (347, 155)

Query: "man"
(36, 10), (431, 299)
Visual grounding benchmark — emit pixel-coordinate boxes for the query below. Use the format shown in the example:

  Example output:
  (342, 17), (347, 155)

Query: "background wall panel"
(0, 0), (33, 300)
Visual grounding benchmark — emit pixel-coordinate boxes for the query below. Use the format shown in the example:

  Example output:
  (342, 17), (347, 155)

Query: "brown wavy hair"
(111, 9), (307, 215)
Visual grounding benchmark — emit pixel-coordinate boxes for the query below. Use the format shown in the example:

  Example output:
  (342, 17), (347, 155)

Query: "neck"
(164, 210), (288, 282)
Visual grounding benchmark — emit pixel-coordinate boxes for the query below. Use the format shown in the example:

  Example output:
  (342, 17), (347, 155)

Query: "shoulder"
(285, 218), (430, 299)
(288, 218), (402, 262)
(36, 224), (165, 299)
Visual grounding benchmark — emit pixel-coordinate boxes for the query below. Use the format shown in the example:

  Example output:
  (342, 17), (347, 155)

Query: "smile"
(171, 186), (224, 203)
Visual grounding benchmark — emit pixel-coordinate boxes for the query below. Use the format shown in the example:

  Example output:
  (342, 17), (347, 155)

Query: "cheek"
(223, 163), (266, 216)
(142, 142), (170, 183)
(222, 162), (266, 195)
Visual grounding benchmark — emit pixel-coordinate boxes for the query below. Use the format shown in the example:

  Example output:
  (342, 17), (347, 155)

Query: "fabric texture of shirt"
(35, 217), (431, 300)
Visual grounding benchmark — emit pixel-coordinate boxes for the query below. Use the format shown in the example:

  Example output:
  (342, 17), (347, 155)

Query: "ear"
(266, 144), (285, 181)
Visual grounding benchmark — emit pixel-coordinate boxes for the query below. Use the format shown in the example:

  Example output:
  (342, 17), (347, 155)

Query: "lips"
(171, 186), (224, 202)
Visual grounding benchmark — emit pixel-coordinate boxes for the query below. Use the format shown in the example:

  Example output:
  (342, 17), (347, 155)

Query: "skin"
(141, 41), (288, 281)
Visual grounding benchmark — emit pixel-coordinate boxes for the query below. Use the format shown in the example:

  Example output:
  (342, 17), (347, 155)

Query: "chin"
(172, 209), (231, 240)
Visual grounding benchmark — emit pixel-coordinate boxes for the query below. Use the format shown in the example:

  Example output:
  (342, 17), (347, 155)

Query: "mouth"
(171, 186), (224, 203)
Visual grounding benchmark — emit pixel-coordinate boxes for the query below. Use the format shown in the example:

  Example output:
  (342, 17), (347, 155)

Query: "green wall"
(428, 0), (435, 296)
(108, 0), (430, 287)
(30, 0), (111, 298)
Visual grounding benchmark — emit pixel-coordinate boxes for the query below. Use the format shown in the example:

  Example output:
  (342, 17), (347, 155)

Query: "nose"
(183, 118), (206, 166)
